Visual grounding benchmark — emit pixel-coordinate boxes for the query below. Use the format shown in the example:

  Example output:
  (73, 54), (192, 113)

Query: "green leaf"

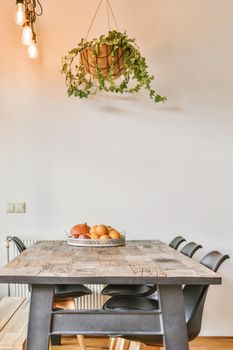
(61, 30), (167, 103)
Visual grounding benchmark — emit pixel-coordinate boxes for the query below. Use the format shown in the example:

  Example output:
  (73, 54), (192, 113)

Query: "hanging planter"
(80, 43), (126, 79)
(61, 1), (166, 103)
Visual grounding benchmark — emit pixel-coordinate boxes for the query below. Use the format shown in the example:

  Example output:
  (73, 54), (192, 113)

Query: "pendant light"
(15, 0), (26, 26)
(15, 0), (43, 59)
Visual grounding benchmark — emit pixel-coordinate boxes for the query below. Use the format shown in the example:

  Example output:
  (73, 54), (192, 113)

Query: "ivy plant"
(61, 30), (167, 103)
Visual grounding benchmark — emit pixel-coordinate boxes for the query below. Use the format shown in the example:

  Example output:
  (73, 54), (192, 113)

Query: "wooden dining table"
(0, 240), (221, 350)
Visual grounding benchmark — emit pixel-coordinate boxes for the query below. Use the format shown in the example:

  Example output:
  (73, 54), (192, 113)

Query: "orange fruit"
(90, 233), (100, 239)
(109, 230), (120, 239)
(90, 225), (97, 235)
(100, 234), (111, 239)
(96, 225), (108, 236)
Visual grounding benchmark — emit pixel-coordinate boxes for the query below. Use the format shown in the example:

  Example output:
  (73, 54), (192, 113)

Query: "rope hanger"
(85, 0), (119, 41)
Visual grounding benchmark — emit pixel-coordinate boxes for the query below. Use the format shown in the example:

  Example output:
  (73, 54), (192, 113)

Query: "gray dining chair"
(10, 236), (91, 347)
(180, 241), (203, 258)
(102, 251), (229, 348)
(101, 237), (197, 298)
(11, 236), (92, 301)
(169, 235), (186, 249)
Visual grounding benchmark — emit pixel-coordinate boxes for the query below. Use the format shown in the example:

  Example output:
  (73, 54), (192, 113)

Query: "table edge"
(0, 275), (222, 285)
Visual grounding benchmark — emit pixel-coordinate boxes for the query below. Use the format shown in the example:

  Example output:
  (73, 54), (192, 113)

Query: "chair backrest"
(169, 236), (186, 249)
(200, 251), (229, 272)
(104, 250), (229, 347)
(11, 237), (27, 254)
(10, 237), (32, 293)
(184, 250), (229, 341)
(181, 242), (202, 258)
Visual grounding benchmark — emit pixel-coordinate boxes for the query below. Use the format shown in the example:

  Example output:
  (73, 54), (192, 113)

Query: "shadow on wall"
(86, 93), (183, 115)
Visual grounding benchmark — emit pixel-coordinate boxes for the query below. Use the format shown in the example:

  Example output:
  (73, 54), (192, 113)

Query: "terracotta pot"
(80, 44), (126, 79)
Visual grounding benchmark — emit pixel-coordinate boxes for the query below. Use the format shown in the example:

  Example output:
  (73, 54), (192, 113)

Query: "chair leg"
(109, 337), (118, 350)
(52, 297), (76, 345)
(65, 300), (86, 350)
(128, 341), (142, 350)
(77, 335), (86, 350)
(68, 300), (86, 350)
(114, 338), (130, 350)
(52, 298), (86, 349)
(122, 339), (130, 350)
(51, 334), (62, 346)
(52, 299), (74, 347)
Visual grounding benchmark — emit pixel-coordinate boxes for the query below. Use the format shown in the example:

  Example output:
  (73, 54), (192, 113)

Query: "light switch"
(7, 203), (15, 213)
(15, 202), (26, 213)
(6, 202), (26, 213)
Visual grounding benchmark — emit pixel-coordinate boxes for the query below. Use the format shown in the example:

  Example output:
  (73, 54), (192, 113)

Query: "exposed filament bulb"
(21, 23), (33, 46)
(27, 40), (38, 59)
(15, 2), (26, 26)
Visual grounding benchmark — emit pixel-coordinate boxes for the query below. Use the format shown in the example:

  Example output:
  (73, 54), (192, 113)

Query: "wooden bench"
(0, 297), (85, 350)
(0, 297), (29, 350)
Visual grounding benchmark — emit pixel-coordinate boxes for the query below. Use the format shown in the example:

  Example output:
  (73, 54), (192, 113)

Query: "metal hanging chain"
(85, 0), (119, 41)
(106, 0), (111, 31)
(106, 0), (119, 31)
(85, 0), (103, 41)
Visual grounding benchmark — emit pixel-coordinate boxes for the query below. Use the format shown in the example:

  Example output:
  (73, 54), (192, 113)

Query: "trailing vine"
(61, 30), (167, 103)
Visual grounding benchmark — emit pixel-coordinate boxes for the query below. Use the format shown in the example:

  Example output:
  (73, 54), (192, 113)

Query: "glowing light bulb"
(21, 24), (33, 46)
(27, 41), (38, 59)
(15, 2), (26, 26)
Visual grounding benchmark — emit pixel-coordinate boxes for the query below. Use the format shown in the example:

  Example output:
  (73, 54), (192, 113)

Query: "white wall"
(0, 0), (233, 335)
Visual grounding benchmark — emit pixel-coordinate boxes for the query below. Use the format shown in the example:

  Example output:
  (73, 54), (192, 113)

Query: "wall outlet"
(6, 202), (26, 213)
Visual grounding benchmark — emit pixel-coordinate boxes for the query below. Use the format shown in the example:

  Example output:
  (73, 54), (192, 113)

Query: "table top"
(0, 240), (221, 285)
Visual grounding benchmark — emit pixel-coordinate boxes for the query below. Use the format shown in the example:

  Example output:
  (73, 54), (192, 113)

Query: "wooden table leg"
(26, 284), (54, 350)
(158, 285), (189, 350)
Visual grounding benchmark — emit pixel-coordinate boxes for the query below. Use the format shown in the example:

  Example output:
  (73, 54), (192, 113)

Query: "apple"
(78, 234), (90, 239)
(70, 223), (90, 238)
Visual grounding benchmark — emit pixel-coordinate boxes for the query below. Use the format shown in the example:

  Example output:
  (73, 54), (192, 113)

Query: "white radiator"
(5, 237), (107, 309)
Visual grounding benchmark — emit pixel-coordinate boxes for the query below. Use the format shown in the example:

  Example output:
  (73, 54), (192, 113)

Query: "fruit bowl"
(67, 234), (125, 247)
(67, 223), (125, 247)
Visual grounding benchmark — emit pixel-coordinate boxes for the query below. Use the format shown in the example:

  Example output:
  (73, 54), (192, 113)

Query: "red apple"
(70, 223), (90, 238)
(78, 234), (90, 239)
